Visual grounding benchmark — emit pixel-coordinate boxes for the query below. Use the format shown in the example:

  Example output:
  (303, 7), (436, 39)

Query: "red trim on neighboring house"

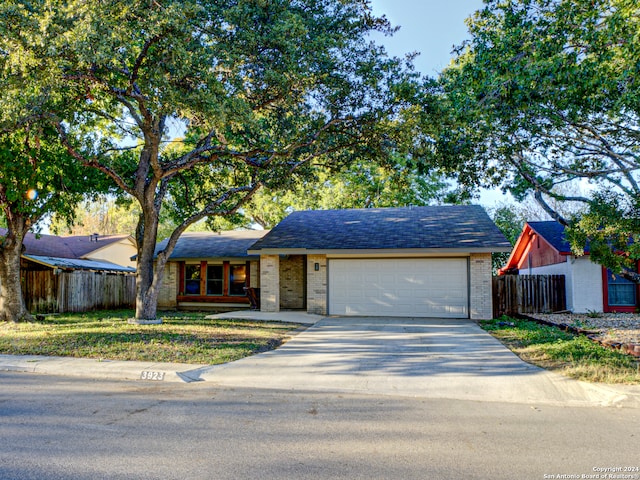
(500, 224), (568, 274)
(602, 264), (640, 313)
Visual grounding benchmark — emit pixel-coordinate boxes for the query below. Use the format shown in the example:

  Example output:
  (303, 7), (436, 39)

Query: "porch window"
(184, 265), (201, 295)
(607, 270), (637, 306)
(229, 265), (247, 296)
(207, 265), (223, 295)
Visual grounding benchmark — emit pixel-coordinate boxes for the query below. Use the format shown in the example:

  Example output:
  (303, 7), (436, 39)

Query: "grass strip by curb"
(0, 310), (304, 365)
(480, 317), (640, 385)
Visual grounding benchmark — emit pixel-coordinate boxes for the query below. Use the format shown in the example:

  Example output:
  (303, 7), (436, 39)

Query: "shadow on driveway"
(195, 317), (640, 407)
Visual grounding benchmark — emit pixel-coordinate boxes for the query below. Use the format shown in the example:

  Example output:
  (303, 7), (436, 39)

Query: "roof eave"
(166, 255), (261, 262)
(248, 247), (512, 255)
(22, 254), (136, 273)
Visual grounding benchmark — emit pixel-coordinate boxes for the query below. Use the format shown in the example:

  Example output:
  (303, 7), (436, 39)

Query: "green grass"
(480, 317), (640, 384)
(0, 310), (304, 365)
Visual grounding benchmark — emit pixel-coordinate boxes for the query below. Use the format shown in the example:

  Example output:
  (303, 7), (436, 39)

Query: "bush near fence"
(493, 274), (566, 318)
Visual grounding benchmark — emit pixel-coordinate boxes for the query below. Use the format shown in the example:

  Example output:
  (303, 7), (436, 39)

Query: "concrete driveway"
(196, 316), (640, 407)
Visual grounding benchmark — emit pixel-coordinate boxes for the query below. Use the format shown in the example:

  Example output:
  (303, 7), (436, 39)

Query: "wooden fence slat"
(492, 275), (566, 318)
(21, 270), (135, 313)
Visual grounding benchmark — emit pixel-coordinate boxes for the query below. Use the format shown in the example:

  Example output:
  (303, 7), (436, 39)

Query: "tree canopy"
(1, 0), (426, 320)
(436, 0), (640, 278)
(0, 123), (101, 321)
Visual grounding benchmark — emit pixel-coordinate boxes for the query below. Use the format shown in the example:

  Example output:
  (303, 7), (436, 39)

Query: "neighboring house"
(249, 205), (511, 319)
(156, 230), (268, 311)
(0, 228), (137, 273)
(23, 231), (137, 269)
(500, 221), (639, 313)
(0, 229), (137, 313)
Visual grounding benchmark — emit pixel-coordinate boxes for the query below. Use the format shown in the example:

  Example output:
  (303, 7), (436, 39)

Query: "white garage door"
(328, 258), (469, 318)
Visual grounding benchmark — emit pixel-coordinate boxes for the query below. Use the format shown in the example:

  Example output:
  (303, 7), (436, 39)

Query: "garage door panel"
(328, 258), (468, 318)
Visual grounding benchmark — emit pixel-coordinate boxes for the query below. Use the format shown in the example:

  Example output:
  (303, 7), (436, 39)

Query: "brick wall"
(157, 261), (178, 308)
(469, 253), (493, 320)
(279, 255), (306, 309)
(306, 255), (327, 315)
(260, 255), (280, 312)
(249, 260), (260, 288)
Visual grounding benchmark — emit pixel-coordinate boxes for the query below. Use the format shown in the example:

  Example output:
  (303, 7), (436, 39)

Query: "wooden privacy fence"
(23, 270), (136, 313)
(492, 275), (566, 318)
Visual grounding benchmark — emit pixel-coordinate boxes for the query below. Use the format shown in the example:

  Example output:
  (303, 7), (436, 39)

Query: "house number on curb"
(140, 371), (165, 381)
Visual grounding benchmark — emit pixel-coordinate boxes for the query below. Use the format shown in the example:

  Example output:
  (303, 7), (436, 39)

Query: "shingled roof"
(154, 230), (268, 260)
(24, 255), (135, 273)
(249, 205), (511, 253)
(527, 221), (584, 254)
(0, 228), (132, 259)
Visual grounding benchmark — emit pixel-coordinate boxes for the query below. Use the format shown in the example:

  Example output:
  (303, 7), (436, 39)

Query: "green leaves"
(1, 0), (429, 319)
(434, 0), (640, 275)
(439, 0), (640, 191)
(0, 124), (99, 224)
(566, 192), (640, 278)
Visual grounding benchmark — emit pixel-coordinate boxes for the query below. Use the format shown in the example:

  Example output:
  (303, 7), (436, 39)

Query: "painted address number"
(140, 371), (165, 381)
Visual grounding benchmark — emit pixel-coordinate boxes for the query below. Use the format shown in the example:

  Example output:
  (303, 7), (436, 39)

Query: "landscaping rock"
(525, 312), (640, 360)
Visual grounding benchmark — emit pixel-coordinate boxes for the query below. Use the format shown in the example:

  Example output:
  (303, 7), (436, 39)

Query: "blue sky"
(370, 0), (504, 206)
(370, 0), (485, 77)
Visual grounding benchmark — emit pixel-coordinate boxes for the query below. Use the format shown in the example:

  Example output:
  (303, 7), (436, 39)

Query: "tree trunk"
(132, 200), (164, 323)
(0, 221), (34, 323)
(134, 266), (161, 323)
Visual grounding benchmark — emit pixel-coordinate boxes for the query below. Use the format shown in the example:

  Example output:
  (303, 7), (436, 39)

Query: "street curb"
(0, 354), (207, 383)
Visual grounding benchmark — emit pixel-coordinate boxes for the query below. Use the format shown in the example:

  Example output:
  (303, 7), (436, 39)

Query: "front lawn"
(480, 317), (640, 384)
(0, 310), (304, 365)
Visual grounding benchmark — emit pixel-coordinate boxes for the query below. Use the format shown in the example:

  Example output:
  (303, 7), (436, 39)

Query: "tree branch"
(52, 120), (135, 196)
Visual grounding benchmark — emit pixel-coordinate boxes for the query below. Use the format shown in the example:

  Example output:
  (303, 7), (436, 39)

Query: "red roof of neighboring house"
(0, 228), (132, 259)
(498, 221), (586, 275)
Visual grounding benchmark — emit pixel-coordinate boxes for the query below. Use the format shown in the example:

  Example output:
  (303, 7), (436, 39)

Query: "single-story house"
(499, 221), (638, 313)
(157, 206), (511, 319)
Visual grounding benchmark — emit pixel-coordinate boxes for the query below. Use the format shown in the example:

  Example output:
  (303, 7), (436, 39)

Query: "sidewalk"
(0, 311), (320, 383)
(2, 315), (640, 409)
(0, 354), (207, 383)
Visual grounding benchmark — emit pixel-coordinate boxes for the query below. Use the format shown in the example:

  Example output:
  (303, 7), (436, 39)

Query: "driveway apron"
(196, 317), (639, 407)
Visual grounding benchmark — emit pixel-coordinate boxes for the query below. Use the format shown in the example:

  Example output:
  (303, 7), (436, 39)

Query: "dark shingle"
(155, 230), (268, 259)
(250, 206), (511, 251)
(527, 221), (583, 254)
(0, 228), (130, 258)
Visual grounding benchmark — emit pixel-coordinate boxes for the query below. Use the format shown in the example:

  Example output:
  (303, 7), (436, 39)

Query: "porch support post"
(307, 254), (327, 315)
(469, 253), (493, 320)
(260, 255), (280, 312)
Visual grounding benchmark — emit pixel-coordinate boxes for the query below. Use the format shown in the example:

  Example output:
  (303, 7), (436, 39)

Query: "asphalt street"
(1, 372), (639, 480)
(2, 316), (640, 479)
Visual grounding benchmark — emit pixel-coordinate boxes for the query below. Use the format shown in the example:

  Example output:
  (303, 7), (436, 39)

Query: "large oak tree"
(2, 0), (424, 321)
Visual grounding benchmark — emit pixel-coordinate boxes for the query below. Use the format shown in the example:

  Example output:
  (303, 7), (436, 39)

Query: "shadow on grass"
(1, 311), (301, 364)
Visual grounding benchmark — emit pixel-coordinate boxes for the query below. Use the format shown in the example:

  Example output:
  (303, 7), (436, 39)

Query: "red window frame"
(602, 262), (640, 313)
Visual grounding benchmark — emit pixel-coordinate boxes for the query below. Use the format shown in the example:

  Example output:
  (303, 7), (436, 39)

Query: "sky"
(370, 0), (484, 76)
(368, 0), (506, 207)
